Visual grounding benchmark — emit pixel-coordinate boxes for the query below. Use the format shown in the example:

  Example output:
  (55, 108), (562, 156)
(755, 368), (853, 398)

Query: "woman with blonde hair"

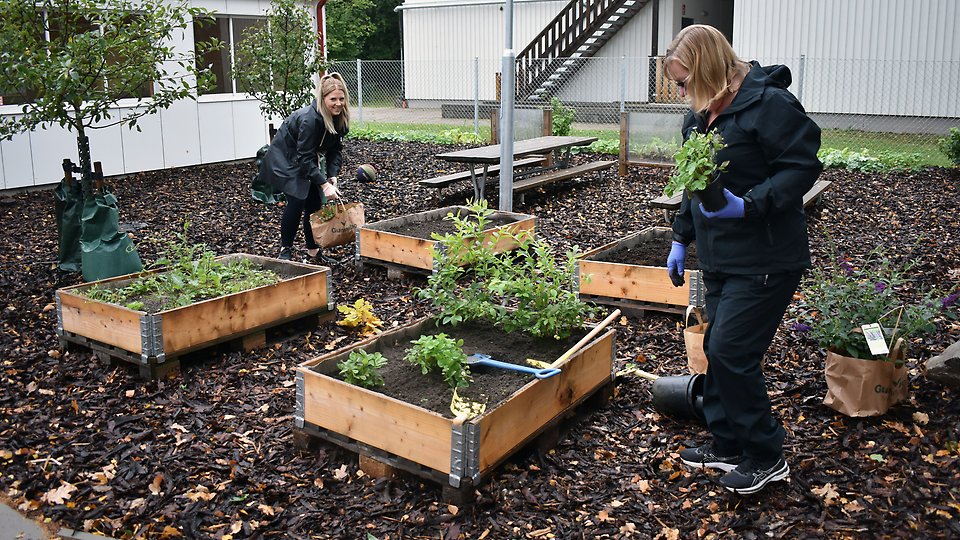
(662, 25), (823, 495)
(261, 72), (351, 262)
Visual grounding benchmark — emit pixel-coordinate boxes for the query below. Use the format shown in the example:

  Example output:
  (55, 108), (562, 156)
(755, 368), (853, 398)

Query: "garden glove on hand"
(328, 176), (338, 186)
(699, 188), (745, 219)
(666, 241), (686, 287)
(322, 181), (341, 200)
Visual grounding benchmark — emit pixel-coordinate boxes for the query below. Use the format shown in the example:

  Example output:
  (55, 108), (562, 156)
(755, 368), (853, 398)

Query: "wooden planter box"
(356, 205), (535, 274)
(295, 316), (615, 492)
(57, 254), (333, 378)
(577, 226), (704, 314)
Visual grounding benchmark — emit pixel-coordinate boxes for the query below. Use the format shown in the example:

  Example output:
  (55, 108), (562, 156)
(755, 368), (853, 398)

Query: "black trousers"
(280, 183), (323, 250)
(701, 270), (803, 462)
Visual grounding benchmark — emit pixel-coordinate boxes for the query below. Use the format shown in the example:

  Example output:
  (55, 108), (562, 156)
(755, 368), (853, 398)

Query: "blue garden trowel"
(466, 353), (561, 379)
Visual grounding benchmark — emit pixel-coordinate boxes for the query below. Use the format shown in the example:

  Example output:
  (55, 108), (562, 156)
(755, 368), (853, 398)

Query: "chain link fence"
(331, 57), (959, 163)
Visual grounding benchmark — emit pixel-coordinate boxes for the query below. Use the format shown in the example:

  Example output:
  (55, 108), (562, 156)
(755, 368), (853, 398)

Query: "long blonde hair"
(664, 25), (748, 113)
(315, 72), (350, 134)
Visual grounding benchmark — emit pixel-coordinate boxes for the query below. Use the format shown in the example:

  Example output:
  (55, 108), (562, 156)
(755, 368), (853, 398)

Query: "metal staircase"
(516, 0), (648, 102)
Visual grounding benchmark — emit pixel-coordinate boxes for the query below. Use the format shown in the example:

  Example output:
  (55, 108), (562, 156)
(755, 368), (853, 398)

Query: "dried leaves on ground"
(1, 140), (958, 539)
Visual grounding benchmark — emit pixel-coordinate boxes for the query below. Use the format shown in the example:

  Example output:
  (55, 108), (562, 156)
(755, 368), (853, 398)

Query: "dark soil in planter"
(1, 138), (958, 539)
(384, 212), (518, 240)
(313, 320), (587, 415)
(598, 235), (700, 268)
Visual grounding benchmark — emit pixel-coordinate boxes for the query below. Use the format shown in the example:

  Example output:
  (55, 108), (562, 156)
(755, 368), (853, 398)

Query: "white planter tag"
(861, 323), (890, 356)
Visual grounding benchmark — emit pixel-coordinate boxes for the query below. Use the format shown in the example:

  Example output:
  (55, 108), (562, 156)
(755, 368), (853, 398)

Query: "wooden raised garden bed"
(57, 254), (334, 378)
(355, 205), (535, 275)
(294, 316), (615, 495)
(577, 226), (704, 314)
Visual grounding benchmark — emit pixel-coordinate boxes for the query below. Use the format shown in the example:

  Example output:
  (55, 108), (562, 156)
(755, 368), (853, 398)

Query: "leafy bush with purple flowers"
(794, 244), (958, 360)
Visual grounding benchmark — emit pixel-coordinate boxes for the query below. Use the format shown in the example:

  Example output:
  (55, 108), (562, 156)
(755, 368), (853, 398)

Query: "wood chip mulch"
(1, 139), (958, 539)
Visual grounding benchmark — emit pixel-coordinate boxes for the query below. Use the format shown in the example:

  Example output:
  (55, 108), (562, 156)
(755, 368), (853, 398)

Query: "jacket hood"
(724, 61), (792, 115)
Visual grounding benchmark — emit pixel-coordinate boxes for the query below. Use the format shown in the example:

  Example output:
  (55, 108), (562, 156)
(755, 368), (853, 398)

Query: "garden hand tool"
(466, 354), (561, 379)
(547, 308), (622, 368)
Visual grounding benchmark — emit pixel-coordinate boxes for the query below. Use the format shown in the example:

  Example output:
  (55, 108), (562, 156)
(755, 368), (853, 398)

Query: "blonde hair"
(664, 25), (748, 113)
(315, 72), (350, 134)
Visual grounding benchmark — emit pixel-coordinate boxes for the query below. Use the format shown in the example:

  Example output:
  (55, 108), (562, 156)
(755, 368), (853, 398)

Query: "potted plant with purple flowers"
(792, 242), (959, 416)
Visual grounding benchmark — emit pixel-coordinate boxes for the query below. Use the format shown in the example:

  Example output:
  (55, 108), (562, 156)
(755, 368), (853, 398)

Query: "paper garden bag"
(684, 305), (709, 375)
(310, 200), (365, 248)
(823, 338), (908, 417)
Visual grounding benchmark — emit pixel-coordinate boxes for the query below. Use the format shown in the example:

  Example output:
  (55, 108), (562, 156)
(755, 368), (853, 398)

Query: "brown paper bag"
(823, 339), (907, 417)
(684, 305), (709, 375)
(310, 201), (365, 248)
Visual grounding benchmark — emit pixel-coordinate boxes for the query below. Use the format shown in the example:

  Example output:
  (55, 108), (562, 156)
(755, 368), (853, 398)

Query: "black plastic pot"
(650, 373), (705, 422)
(695, 177), (727, 212)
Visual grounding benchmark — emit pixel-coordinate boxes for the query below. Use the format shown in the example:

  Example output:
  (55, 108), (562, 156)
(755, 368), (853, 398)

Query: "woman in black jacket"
(261, 73), (350, 262)
(662, 25), (823, 495)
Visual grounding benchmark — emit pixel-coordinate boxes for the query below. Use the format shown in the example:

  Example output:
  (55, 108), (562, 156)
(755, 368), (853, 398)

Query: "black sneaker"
(278, 247), (293, 261)
(718, 457), (790, 495)
(307, 250), (339, 266)
(679, 444), (743, 472)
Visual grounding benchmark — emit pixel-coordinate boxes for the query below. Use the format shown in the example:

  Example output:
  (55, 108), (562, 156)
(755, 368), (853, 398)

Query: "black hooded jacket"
(260, 100), (346, 201)
(672, 61), (823, 274)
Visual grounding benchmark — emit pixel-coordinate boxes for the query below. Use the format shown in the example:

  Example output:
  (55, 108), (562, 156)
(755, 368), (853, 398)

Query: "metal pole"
(498, 0), (515, 211)
(797, 54), (806, 103)
(357, 59), (364, 126)
(474, 56), (480, 136)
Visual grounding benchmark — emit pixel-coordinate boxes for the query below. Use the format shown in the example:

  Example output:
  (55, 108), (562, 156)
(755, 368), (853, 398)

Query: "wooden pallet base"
(356, 257), (431, 280)
(580, 293), (687, 317)
(59, 309), (334, 379)
(293, 380), (614, 504)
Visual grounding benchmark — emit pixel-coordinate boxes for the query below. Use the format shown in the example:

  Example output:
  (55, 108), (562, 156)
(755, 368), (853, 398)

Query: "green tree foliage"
(0, 0), (219, 190)
(233, 0), (328, 120)
(326, 0), (402, 60)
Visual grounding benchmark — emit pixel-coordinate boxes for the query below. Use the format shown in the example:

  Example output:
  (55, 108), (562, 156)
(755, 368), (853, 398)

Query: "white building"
(0, 0), (305, 191)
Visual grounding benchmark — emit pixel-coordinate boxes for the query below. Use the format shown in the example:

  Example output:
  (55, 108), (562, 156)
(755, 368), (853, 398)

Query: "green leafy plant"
(338, 350), (388, 389)
(817, 147), (924, 172)
(631, 137), (682, 162)
(550, 97), (576, 136)
(663, 130), (728, 197)
(938, 127), (960, 166)
(232, 0), (328, 121)
(404, 334), (470, 389)
(792, 241), (958, 360)
(418, 200), (600, 340)
(336, 298), (384, 336)
(82, 223), (279, 312)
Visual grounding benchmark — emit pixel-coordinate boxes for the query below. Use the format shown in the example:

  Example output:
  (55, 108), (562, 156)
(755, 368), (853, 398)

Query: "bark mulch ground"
(1, 139), (958, 539)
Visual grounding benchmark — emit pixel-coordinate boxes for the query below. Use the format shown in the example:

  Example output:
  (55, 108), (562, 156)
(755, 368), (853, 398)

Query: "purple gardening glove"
(700, 188), (745, 219)
(666, 241), (686, 287)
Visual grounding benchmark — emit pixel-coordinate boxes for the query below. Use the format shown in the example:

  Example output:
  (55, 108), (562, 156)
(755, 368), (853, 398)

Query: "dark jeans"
(280, 183), (323, 250)
(701, 270), (803, 462)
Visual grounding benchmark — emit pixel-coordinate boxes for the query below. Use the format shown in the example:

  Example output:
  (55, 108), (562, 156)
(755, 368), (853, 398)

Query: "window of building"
(193, 15), (266, 95)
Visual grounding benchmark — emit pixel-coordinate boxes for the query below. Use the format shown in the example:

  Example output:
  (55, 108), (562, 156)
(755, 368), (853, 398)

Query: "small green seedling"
(404, 334), (470, 389)
(338, 350), (388, 389)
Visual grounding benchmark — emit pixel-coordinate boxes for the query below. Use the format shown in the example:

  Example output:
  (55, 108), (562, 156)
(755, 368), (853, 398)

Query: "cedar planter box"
(356, 205), (535, 274)
(57, 254), (333, 378)
(577, 226), (704, 314)
(295, 316), (615, 492)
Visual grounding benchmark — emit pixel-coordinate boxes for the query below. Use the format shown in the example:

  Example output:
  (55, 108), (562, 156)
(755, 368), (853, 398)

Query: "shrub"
(550, 97), (575, 136)
(405, 334), (470, 389)
(938, 127), (960, 166)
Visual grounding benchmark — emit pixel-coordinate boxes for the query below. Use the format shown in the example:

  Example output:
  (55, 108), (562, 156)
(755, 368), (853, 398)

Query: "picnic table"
(433, 135), (602, 200)
(649, 179), (834, 223)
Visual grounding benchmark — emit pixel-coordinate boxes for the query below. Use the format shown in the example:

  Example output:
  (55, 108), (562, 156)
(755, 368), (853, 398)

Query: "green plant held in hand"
(404, 334), (470, 390)
(550, 97), (576, 136)
(663, 130), (729, 197)
(791, 240), (958, 360)
(938, 127), (960, 166)
(82, 223), (279, 312)
(338, 350), (388, 389)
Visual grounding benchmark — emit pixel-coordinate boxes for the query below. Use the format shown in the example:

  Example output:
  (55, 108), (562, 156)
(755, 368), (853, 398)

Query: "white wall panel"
(0, 129), (34, 190)
(120, 109), (166, 176)
(198, 101), (237, 163)
(30, 124), (78, 187)
(86, 122), (125, 177)
(232, 99), (270, 155)
(160, 100), (203, 169)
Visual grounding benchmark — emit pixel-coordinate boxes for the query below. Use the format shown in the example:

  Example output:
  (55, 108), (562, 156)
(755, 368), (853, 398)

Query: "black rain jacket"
(672, 61), (823, 274)
(261, 100), (346, 201)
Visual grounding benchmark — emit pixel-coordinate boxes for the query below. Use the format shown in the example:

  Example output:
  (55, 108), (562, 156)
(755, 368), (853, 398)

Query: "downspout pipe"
(317, 0), (328, 62)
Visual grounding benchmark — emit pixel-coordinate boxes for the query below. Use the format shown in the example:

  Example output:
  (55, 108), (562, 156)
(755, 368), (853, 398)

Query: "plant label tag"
(861, 323), (890, 356)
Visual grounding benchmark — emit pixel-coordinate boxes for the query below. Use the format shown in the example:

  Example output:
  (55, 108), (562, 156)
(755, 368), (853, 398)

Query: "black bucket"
(650, 373), (705, 422)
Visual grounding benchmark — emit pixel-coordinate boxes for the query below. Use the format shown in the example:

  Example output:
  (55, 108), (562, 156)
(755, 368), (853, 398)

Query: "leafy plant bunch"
(338, 350), (387, 389)
(939, 127), (960, 166)
(663, 130), (729, 197)
(404, 334), (470, 389)
(418, 200), (600, 340)
(793, 242), (958, 360)
(336, 299), (384, 337)
(550, 97), (576, 136)
(83, 223), (279, 312)
(818, 147), (924, 173)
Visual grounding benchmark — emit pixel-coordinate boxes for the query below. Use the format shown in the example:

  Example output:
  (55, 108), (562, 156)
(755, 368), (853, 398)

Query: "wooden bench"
(513, 160), (615, 194)
(419, 156), (545, 189)
(650, 179), (834, 223)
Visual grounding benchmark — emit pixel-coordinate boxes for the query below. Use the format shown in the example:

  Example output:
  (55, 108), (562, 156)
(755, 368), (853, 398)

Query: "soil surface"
(383, 211), (520, 240)
(597, 234), (700, 268)
(1, 139), (959, 539)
